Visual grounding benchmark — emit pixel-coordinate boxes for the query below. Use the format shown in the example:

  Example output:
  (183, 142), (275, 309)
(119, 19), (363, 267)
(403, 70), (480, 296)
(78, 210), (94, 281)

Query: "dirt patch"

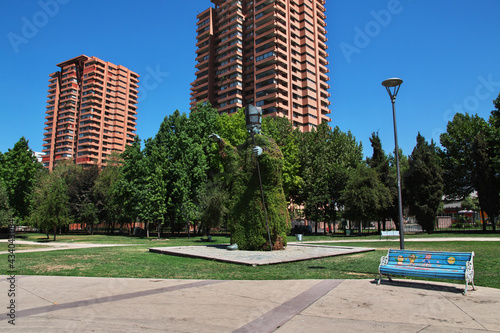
(343, 254), (365, 259)
(63, 255), (99, 260)
(30, 263), (87, 273)
(345, 272), (371, 277)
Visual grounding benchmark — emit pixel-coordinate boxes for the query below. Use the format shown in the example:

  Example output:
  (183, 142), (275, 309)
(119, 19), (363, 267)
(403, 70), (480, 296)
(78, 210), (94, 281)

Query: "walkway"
(2, 275), (499, 332)
(0, 240), (136, 255)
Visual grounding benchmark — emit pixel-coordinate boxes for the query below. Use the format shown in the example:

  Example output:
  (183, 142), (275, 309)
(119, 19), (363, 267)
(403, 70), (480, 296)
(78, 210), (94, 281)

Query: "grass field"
(2, 233), (498, 289)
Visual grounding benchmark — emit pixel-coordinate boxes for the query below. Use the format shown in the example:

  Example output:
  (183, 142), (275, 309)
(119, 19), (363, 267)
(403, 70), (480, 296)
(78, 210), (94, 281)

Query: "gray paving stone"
(149, 243), (375, 265)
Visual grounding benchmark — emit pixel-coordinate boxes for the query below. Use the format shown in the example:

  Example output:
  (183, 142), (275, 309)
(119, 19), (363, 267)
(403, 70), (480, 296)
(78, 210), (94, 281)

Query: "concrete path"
(0, 240), (136, 255)
(1, 275), (499, 332)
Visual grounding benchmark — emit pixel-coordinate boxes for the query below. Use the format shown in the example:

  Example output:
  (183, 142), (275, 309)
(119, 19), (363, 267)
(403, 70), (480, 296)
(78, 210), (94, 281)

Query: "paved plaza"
(2, 275), (500, 332)
(2, 238), (500, 332)
(149, 243), (375, 266)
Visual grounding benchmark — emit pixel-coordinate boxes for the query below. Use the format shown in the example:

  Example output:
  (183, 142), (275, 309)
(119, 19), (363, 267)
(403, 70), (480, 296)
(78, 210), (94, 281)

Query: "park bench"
(378, 249), (475, 295)
(380, 230), (400, 240)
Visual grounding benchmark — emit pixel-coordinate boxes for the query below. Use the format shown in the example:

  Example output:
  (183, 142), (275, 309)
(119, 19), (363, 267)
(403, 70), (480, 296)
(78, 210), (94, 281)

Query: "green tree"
(262, 116), (303, 204)
(299, 123), (362, 234)
(491, 92), (500, 128)
(440, 113), (489, 200)
(198, 178), (229, 237)
(144, 161), (169, 238)
(473, 133), (499, 231)
(66, 165), (100, 234)
(142, 137), (170, 238)
(94, 153), (123, 233)
(115, 136), (145, 231)
(341, 164), (391, 234)
(366, 132), (394, 231)
(30, 167), (71, 240)
(216, 107), (247, 147)
(143, 107), (216, 236)
(461, 195), (479, 212)
(405, 134), (443, 233)
(0, 137), (43, 221)
(488, 93), (500, 225)
(0, 180), (13, 225)
(387, 147), (409, 231)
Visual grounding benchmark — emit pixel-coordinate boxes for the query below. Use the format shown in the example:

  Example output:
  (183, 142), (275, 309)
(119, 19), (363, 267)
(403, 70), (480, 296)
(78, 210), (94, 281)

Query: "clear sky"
(1, 0), (499, 158)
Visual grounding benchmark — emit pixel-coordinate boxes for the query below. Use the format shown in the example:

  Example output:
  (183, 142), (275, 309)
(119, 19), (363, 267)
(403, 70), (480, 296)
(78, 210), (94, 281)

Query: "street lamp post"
(382, 78), (405, 250)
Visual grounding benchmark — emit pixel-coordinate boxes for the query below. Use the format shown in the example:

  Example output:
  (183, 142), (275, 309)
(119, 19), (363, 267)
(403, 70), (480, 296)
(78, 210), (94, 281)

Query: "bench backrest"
(386, 249), (473, 271)
(381, 231), (399, 236)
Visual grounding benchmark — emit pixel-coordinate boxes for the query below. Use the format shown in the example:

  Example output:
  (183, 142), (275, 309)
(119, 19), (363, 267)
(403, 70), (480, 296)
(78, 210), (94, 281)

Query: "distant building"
(42, 55), (139, 170)
(190, 0), (331, 131)
(33, 151), (44, 163)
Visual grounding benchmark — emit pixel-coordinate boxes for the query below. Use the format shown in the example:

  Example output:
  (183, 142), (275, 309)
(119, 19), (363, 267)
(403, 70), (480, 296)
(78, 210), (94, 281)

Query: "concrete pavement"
(0, 240), (137, 255)
(2, 275), (499, 332)
(149, 243), (375, 266)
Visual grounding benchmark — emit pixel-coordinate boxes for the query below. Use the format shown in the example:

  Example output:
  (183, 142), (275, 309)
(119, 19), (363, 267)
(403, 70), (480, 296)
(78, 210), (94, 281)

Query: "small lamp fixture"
(382, 78), (403, 102)
(245, 104), (262, 135)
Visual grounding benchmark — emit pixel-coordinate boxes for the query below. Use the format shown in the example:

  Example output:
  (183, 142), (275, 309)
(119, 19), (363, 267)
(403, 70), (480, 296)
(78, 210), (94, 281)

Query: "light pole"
(382, 78), (405, 250)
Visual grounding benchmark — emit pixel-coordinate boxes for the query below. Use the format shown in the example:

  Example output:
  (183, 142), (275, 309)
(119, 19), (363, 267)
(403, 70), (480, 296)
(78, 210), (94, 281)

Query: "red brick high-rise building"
(42, 55), (139, 170)
(190, 0), (331, 131)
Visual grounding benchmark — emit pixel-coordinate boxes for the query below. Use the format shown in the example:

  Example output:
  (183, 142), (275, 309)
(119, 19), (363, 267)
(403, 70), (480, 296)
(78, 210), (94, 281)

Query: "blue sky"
(1, 0), (499, 158)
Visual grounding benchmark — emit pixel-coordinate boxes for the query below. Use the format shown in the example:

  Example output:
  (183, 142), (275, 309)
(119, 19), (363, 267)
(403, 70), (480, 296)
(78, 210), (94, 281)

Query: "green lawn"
(2, 233), (498, 290)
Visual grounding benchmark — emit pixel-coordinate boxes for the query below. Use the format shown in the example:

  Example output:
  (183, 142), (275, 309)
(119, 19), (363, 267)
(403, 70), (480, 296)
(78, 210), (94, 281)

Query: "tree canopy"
(405, 133), (443, 233)
(0, 137), (43, 221)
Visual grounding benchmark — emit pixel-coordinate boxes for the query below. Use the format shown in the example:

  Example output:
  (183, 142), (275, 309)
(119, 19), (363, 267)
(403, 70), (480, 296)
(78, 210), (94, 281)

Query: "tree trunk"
(493, 215), (497, 232)
(358, 221), (362, 235)
(53, 225), (57, 241)
(146, 221), (150, 238)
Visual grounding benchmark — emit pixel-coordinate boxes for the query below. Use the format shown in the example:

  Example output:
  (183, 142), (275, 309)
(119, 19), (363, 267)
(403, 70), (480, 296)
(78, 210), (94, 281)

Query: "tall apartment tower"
(42, 55), (139, 170)
(190, 0), (331, 131)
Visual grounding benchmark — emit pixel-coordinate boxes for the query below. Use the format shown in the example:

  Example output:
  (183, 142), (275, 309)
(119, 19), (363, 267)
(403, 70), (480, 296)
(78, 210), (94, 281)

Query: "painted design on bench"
(397, 255), (404, 265)
(447, 257), (456, 265)
(423, 254), (431, 266)
(409, 254), (416, 264)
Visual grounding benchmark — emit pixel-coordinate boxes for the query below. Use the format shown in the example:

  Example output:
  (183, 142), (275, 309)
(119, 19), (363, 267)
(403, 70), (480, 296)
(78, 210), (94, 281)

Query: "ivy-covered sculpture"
(210, 106), (289, 250)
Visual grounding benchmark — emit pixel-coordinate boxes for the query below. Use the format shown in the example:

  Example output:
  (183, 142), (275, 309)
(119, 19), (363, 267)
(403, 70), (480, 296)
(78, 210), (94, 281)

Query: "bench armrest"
(380, 254), (389, 267)
(465, 252), (475, 283)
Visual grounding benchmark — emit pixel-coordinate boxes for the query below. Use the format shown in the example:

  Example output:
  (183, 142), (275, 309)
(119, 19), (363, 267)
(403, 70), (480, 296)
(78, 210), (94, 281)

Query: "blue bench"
(378, 249), (475, 295)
